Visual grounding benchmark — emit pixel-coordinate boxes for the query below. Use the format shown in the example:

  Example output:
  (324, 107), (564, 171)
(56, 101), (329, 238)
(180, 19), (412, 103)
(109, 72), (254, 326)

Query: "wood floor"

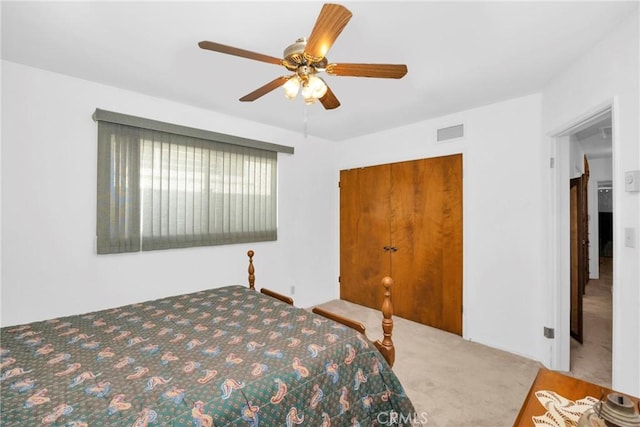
(570, 256), (613, 387)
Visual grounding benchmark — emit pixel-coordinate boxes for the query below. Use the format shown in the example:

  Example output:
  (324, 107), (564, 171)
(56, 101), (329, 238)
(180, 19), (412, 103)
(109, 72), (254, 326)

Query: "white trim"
(609, 96), (621, 388)
(548, 98), (615, 374)
(548, 101), (612, 137)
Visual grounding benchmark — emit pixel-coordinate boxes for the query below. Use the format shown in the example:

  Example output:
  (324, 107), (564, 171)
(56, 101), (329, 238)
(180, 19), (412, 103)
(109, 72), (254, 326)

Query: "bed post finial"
(247, 250), (255, 290)
(374, 276), (395, 367)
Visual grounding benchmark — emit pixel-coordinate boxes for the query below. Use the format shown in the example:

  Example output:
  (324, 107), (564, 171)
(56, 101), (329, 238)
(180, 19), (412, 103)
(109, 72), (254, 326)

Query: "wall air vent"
(437, 124), (464, 142)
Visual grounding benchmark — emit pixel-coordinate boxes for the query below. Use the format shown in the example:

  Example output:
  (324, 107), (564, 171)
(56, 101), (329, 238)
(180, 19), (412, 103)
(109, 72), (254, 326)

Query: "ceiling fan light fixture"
(283, 76), (301, 99)
(303, 95), (317, 105)
(302, 75), (328, 100)
(285, 73), (327, 104)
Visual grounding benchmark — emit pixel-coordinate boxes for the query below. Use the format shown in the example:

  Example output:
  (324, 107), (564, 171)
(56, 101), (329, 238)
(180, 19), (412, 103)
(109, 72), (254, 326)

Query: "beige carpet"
(314, 299), (542, 426)
(315, 279), (613, 427)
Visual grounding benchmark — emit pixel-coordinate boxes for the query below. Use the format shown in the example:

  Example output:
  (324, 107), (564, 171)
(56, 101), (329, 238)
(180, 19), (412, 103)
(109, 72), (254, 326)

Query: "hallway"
(569, 256), (613, 387)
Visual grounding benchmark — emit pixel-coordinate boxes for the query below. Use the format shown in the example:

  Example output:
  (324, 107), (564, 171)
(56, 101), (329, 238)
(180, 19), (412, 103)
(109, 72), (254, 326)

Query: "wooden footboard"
(311, 307), (366, 334)
(245, 250), (395, 367)
(373, 276), (395, 367)
(313, 277), (396, 367)
(247, 250), (256, 290)
(260, 288), (294, 305)
(247, 250), (294, 305)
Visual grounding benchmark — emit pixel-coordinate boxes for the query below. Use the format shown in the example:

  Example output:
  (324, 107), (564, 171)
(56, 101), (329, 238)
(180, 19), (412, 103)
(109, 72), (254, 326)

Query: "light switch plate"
(625, 170), (640, 192)
(624, 227), (636, 248)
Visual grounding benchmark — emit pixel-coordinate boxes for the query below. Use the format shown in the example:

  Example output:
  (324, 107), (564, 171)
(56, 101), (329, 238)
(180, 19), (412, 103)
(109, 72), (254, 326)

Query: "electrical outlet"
(290, 286), (295, 295)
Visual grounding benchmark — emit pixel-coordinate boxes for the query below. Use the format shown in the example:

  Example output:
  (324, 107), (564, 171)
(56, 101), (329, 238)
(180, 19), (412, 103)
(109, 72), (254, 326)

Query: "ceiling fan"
(198, 3), (408, 110)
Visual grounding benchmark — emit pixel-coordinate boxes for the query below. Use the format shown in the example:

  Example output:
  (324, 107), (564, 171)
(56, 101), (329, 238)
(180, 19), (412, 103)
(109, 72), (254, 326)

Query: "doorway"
(550, 104), (613, 386)
(568, 175), (614, 386)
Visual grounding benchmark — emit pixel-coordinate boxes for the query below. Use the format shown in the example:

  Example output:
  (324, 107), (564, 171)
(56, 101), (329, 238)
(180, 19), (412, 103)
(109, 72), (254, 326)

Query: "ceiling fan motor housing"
(283, 37), (327, 72)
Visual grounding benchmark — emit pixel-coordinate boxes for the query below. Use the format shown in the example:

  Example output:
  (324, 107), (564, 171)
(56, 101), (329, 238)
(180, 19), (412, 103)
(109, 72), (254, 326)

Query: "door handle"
(383, 246), (390, 252)
(390, 246), (398, 252)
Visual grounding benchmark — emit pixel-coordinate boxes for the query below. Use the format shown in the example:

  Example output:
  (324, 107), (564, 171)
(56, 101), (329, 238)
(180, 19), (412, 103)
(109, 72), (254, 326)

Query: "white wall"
(1, 60), (339, 326)
(588, 157), (614, 279)
(542, 10), (639, 395)
(336, 93), (547, 363)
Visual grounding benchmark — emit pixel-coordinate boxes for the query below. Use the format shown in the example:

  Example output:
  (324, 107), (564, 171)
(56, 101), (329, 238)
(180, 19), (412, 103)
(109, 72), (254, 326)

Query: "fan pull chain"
(302, 104), (309, 138)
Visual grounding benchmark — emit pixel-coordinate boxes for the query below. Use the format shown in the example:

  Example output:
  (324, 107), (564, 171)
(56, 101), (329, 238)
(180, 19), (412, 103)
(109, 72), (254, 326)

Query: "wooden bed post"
(374, 276), (395, 367)
(247, 250), (255, 290)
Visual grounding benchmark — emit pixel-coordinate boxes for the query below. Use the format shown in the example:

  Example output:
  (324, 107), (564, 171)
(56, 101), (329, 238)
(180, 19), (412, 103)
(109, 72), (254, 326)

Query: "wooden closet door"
(390, 154), (463, 335)
(340, 154), (463, 336)
(340, 165), (392, 310)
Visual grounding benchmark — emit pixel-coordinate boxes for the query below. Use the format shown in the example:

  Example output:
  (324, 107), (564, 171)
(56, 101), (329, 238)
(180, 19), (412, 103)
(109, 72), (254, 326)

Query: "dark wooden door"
(390, 155), (463, 333)
(340, 165), (391, 310)
(583, 158), (590, 282)
(570, 177), (585, 344)
(340, 154), (463, 335)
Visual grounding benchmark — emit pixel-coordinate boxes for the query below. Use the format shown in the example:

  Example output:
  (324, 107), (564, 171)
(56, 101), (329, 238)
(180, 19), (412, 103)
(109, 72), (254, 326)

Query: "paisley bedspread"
(1, 285), (416, 426)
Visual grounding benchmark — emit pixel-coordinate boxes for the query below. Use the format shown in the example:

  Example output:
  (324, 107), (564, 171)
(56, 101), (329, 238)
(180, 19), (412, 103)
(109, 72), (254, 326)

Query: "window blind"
(94, 110), (291, 254)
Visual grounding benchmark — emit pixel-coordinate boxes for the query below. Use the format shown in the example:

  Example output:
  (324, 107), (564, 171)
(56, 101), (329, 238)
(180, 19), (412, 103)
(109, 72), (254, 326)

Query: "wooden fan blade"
(239, 76), (290, 102)
(304, 4), (352, 62)
(198, 41), (284, 66)
(326, 63), (408, 79)
(319, 85), (340, 110)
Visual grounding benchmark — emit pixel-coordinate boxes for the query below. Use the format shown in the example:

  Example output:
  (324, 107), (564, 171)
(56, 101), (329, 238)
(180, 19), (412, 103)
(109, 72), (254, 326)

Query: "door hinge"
(550, 157), (555, 168)
(544, 327), (555, 339)
(338, 276), (341, 283)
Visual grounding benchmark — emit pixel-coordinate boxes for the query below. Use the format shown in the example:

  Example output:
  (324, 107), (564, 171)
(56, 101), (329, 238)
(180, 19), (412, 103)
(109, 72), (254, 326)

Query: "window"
(94, 109), (293, 254)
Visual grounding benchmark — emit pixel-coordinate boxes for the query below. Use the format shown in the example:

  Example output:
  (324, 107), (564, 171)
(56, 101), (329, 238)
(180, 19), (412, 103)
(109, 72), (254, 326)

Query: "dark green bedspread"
(1, 285), (416, 426)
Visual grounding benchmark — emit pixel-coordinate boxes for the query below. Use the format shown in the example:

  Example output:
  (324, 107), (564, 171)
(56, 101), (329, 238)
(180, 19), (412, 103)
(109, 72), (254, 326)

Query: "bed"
(1, 250), (416, 426)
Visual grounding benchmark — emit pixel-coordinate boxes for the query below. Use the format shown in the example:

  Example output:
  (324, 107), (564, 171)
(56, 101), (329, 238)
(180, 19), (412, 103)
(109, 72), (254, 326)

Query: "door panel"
(570, 177), (584, 344)
(440, 155), (464, 334)
(390, 155), (463, 333)
(390, 157), (442, 328)
(340, 166), (391, 310)
(583, 158), (590, 283)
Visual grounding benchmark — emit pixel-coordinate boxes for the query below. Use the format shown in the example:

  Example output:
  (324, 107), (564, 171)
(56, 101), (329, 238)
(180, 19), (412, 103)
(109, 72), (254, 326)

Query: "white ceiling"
(2, 1), (637, 141)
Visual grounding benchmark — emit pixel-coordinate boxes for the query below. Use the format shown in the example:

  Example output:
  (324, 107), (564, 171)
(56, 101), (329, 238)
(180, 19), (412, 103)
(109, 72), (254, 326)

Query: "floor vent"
(437, 124), (464, 142)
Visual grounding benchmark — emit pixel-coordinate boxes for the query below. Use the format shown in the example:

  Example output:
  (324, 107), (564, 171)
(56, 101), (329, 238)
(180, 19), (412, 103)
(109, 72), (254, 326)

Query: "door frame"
(547, 99), (616, 372)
